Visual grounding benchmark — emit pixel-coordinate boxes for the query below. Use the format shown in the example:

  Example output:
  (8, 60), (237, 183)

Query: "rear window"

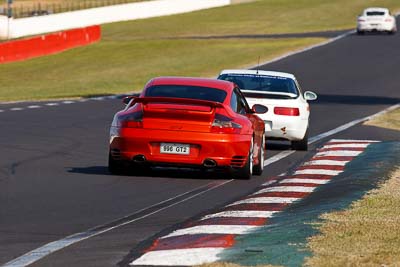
(145, 85), (227, 103)
(366, 11), (386, 16)
(218, 73), (299, 96)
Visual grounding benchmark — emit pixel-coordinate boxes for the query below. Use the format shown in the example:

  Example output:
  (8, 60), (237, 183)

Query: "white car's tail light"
(274, 107), (300, 116)
(358, 18), (365, 22)
(385, 18), (393, 22)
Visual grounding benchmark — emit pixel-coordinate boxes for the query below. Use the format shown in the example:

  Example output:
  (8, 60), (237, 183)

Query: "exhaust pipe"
(133, 155), (146, 163)
(203, 158), (217, 168)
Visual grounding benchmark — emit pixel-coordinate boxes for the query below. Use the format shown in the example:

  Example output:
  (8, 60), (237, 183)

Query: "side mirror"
(122, 96), (135, 105)
(304, 91), (317, 101)
(252, 104), (268, 114)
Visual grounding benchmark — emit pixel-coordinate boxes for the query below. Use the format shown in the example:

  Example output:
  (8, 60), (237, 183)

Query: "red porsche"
(108, 77), (267, 179)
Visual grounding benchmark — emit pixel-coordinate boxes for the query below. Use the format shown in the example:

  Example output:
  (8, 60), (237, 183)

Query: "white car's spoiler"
(241, 90), (298, 98)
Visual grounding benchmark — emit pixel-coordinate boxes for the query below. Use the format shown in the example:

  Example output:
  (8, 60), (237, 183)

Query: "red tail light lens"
(274, 107), (300, 116)
(113, 112), (143, 128)
(211, 114), (242, 134)
(358, 19), (365, 22)
(385, 18), (393, 22)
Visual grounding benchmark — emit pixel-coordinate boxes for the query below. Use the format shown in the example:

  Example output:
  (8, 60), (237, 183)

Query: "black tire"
(253, 133), (265, 176)
(232, 138), (253, 180)
(357, 30), (364, 35)
(108, 153), (123, 175)
(291, 130), (308, 151)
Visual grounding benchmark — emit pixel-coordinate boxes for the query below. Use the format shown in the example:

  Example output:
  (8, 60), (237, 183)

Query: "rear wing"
(124, 96), (224, 108)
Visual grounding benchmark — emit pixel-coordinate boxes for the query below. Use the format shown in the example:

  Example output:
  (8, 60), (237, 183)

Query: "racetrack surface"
(1, 26), (400, 267)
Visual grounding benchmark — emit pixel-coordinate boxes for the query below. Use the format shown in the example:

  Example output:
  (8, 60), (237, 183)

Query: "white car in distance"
(357, 7), (397, 34)
(218, 69), (317, 151)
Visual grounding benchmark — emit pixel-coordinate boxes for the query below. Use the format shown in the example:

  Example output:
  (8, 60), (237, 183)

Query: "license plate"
(160, 143), (190, 155)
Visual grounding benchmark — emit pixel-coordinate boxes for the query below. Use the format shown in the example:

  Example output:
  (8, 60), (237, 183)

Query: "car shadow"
(265, 140), (292, 151)
(67, 166), (231, 180)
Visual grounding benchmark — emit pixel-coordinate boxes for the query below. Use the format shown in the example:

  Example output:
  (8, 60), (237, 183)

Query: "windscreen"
(218, 73), (299, 96)
(366, 11), (386, 16)
(145, 85), (227, 103)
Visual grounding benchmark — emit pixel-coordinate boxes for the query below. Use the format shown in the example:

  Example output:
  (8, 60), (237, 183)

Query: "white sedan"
(218, 69), (317, 150)
(357, 7), (397, 34)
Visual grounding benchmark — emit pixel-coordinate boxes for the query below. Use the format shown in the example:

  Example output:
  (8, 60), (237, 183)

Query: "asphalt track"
(1, 26), (400, 266)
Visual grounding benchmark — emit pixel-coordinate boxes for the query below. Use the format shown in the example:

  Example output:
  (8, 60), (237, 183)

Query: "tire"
(357, 30), (364, 35)
(108, 153), (123, 175)
(291, 130), (308, 151)
(232, 138), (253, 180)
(253, 133), (265, 176)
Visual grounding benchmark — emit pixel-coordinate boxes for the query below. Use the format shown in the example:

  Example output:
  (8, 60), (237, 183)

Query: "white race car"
(357, 7), (397, 34)
(218, 69), (317, 150)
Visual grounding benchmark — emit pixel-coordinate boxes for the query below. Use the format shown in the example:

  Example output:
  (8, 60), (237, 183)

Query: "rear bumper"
(357, 22), (395, 32)
(110, 127), (252, 168)
(261, 117), (308, 141)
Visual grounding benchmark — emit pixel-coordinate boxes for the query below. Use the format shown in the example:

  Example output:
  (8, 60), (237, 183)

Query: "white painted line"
(162, 225), (260, 239)
(130, 248), (226, 266)
(1, 180), (233, 267)
(92, 97), (105, 101)
(0, 110), (3, 112)
(78, 99), (89, 102)
(261, 180), (278, 186)
(264, 150), (295, 167)
(201, 210), (277, 220)
(255, 186), (316, 194)
(62, 100), (75, 104)
(27, 105), (41, 109)
(322, 143), (369, 149)
(279, 178), (330, 185)
(45, 103), (59, 106)
(265, 104), (396, 168)
(303, 160), (348, 166)
(10, 107), (23, 111)
(294, 169), (342, 176)
(315, 150), (363, 157)
(227, 197), (300, 206)
(328, 139), (380, 143)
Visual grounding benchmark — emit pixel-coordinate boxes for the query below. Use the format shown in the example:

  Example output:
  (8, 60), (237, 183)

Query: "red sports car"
(109, 77), (267, 179)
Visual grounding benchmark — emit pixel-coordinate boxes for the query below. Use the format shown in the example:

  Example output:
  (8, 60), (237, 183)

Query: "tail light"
(211, 114), (242, 134)
(385, 18), (393, 22)
(112, 112), (143, 128)
(274, 107), (300, 116)
(358, 18), (365, 22)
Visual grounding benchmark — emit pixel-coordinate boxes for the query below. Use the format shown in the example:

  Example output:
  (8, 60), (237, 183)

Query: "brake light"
(358, 18), (365, 22)
(385, 18), (393, 22)
(211, 114), (242, 134)
(112, 112), (143, 128)
(274, 107), (300, 116)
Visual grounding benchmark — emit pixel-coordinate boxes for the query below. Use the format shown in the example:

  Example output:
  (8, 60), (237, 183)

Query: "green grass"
(1, 0), (400, 102)
(305, 108), (400, 267)
(0, 38), (323, 101)
(102, 0), (400, 39)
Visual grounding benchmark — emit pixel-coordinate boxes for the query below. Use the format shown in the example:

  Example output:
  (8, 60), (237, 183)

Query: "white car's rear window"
(366, 11), (386, 16)
(218, 73), (299, 98)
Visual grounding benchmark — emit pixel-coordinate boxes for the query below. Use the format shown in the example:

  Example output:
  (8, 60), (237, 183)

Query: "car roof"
(146, 77), (234, 92)
(219, 69), (296, 80)
(363, 7), (389, 13)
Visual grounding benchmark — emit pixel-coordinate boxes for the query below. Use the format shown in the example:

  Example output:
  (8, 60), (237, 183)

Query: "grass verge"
(0, 38), (323, 102)
(305, 108), (400, 267)
(1, 0), (400, 102)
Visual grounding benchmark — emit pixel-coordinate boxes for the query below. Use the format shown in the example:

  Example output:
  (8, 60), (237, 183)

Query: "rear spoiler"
(124, 96), (224, 108)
